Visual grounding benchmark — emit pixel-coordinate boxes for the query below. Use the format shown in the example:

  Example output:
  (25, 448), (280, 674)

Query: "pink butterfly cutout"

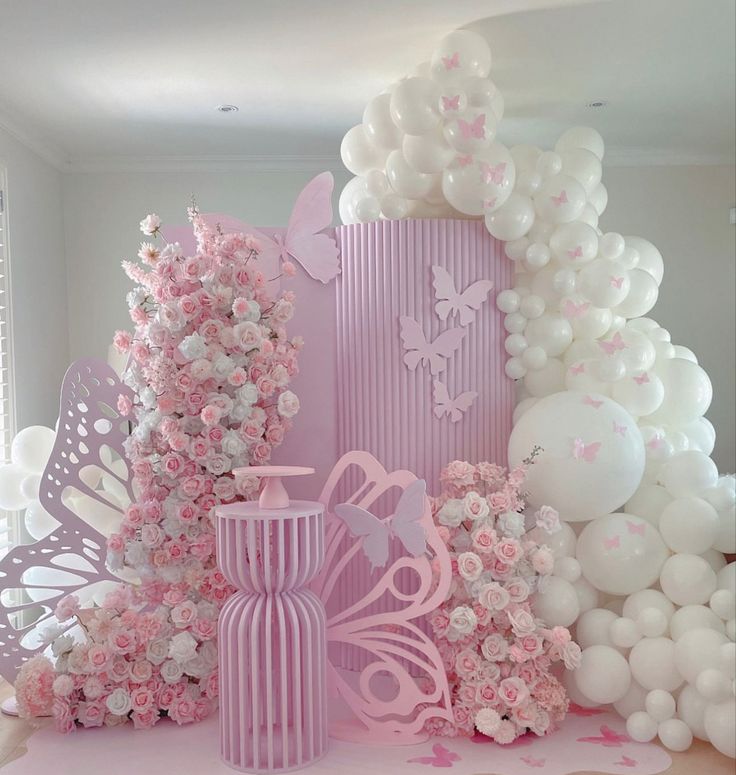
(633, 372), (650, 385)
(400, 316), (467, 375)
(442, 52), (460, 70)
(567, 245), (583, 260)
(572, 437), (602, 462)
(604, 535), (621, 550)
(441, 95), (460, 112)
(647, 436), (664, 450)
(583, 395), (604, 409)
(334, 479), (428, 570)
(613, 421), (628, 437)
(627, 520), (645, 536)
(615, 755), (638, 767)
(480, 161), (506, 185)
(551, 190), (568, 207)
(458, 114), (486, 140)
(610, 276), (625, 289)
(570, 363), (586, 376)
(563, 300), (590, 320)
(568, 703), (606, 717)
(577, 725), (630, 747)
(432, 265), (494, 326)
(456, 154), (473, 167)
(520, 756), (546, 768)
(408, 743), (461, 767)
(433, 380), (477, 423)
(599, 332), (627, 356)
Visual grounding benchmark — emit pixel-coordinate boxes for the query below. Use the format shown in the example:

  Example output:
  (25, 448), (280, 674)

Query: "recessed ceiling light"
(216, 104), (239, 113)
(585, 100), (608, 109)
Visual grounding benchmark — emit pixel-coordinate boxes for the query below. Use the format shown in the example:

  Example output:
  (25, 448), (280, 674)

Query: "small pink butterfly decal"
(583, 395), (604, 409)
(456, 154), (473, 167)
(577, 725), (630, 747)
(458, 114), (486, 140)
(610, 275), (625, 289)
(400, 316), (467, 375)
(551, 190), (568, 207)
(626, 520), (645, 536)
(408, 742), (461, 767)
(563, 299), (591, 320)
(572, 437), (602, 462)
(483, 197), (497, 210)
(442, 52), (460, 71)
(567, 245), (583, 260)
(570, 362), (586, 376)
(604, 535), (621, 550)
(480, 161), (506, 185)
(568, 703), (606, 717)
(613, 421), (627, 437)
(633, 372), (650, 385)
(647, 435), (664, 450)
(520, 755), (545, 768)
(615, 755), (638, 767)
(433, 380), (477, 423)
(599, 332), (627, 356)
(335, 479), (427, 570)
(441, 94), (460, 112)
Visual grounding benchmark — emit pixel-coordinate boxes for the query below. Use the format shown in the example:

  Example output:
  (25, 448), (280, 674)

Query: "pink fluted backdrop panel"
(334, 219), (513, 494)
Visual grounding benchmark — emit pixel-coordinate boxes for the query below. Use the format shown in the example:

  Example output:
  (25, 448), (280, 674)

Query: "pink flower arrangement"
(25, 207), (301, 731)
(427, 457), (580, 744)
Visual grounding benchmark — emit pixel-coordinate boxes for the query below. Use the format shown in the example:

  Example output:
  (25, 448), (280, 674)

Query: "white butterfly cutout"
(432, 265), (494, 326)
(399, 316), (466, 375)
(432, 380), (477, 423)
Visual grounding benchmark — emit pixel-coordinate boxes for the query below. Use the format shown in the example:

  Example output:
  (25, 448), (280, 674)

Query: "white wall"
(601, 164), (735, 472)
(0, 127), (69, 430)
(62, 164), (736, 471)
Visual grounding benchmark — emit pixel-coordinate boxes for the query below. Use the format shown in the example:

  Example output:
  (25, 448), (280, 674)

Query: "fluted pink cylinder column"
(216, 501), (327, 773)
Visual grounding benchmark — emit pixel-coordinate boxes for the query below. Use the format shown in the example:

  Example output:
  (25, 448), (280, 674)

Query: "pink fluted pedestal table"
(216, 467), (327, 773)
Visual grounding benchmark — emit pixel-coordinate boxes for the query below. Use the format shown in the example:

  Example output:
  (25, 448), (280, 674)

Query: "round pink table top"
(216, 500), (324, 520)
(233, 466), (315, 478)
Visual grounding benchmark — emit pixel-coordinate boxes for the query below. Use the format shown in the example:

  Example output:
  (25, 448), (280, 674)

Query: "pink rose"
(489, 491), (513, 514)
(472, 526), (497, 554)
(457, 551), (483, 582)
(531, 546), (554, 575)
(113, 330), (132, 352)
(131, 688), (153, 713)
(504, 577), (530, 603)
(507, 608), (537, 637)
(499, 676), (529, 708)
(478, 582), (510, 612)
(454, 649), (481, 679)
(481, 633), (508, 662)
(442, 460), (476, 487)
(54, 594), (80, 622)
(78, 700), (105, 728)
(87, 644), (111, 673)
(519, 634), (544, 659)
(493, 538), (521, 565)
(476, 680), (498, 704)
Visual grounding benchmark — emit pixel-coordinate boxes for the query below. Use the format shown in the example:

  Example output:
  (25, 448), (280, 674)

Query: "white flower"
(146, 638), (169, 665)
(207, 453), (231, 476)
(241, 299), (261, 322)
(277, 390), (300, 419)
(237, 383), (259, 405)
(229, 401), (252, 422)
(160, 241), (183, 260)
(160, 658), (185, 683)
(498, 511), (525, 538)
(178, 333), (208, 361)
(105, 688), (132, 716)
(438, 498), (465, 527)
(139, 213), (161, 235)
(222, 430), (246, 457)
(535, 505), (561, 534)
(463, 491), (490, 521)
(447, 605), (477, 642)
(171, 600), (198, 629)
(126, 287), (147, 308)
(475, 707), (501, 736)
(168, 631), (198, 664)
(233, 321), (262, 352)
(51, 634), (75, 658)
(212, 353), (235, 380)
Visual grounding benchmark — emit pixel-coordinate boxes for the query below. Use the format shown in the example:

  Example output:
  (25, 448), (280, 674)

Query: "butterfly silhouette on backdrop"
(432, 265), (494, 326)
(399, 317), (467, 375)
(599, 332), (627, 356)
(161, 172), (340, 284)
(433, 380), (477, 423)
(577, 725), (630, 747)
(407, 742), (461, 767)
(335, 479), (427, 570)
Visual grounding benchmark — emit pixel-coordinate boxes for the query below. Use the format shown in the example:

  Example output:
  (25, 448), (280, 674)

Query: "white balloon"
(696, 668), (732, 702)
(573, 576), (601, 613)
(704, 698), (736, 758)
(658, 718), (693, 752)
(363, 93), (402, 149)
(588, 182), (608, 216)
(339, 176), (368, 224)
(578, 259), (630, 308)
(661, 554), (717, 606)
(19, 472), (41, 501)
(24, 500), (61, 541)
(528, 521), (577, 559)
(623, 589), (676, 622)
(678, 684), (710, 740)
(625, 485), (673, 526)
(430, 30), (492, 81)
(402, 127), (453, 173)
(0, 464), (31, 511)
(683, 417), (716, 456)
(509, 392), (646, 522)
(637, 607), (669, 638)
(675, 627), (729, 683)
(555, 126), (605, 161)
(610, 617), (642, 648)
(389, 77), (441, 135)
(10, 425), (56, 473)
(485, 193), (535, 240)
(670, 605), (726, 640)
(380, 193), (410, 220)
(612, 372), (664, 418)
(627, 710), (658, 742)
(559, 148), (602, 194)
(660, 450), (718, 498)
(524, 314), (572, 357)
(625, 236), (664, 286)
(658, 497), (719, 554)
(614, 680), (648, 718)
(385, 149), (433, 199)
(711, 589), (736, 621)
(629, 637), (683, 691)
(533, 576), (580, 626)
(554, 556), (582, 582)
(549, 222), (599, 267)
(614, 269), (659, 318)
(713, 503), (736, 554)
(574, 645), (631, 703)
(340, 125), (387, 176)
(533, 174), (586, 223)
(645, 689), (676, 722)
(355, 195), (381, 223)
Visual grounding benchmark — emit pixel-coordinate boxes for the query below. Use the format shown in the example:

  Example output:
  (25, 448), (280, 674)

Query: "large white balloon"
(430, 29), (492, 82)
(629, 637), (683, 692)
(649, 359), (713, 427)
(533, 575), (580, 626)
(660, 554), (717, 606)
(574, 645), (631, 703)
(485, 193), (535, 240)
(704, 699), (736, 758)
(660, 451), (719, 498)
(508, 392), (646, 521)
(577, 513), (669, 595)
(363, 93), (402, 150)
(10, 425), (56, 474)
(0, 464), (31, 511)
(340, 125), (387, 176)
(385, 150), (434, 199)
(658, 497), (719, 554)
(389, 77), (441, 135)
(555, 126), (605, 162)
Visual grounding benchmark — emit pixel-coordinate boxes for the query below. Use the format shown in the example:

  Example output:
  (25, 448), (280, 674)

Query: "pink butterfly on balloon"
(480, 161), (506, 185)
(567, 245), (583, 260)
(408, 743), (461, 767)
(441, 52), (460, 70)
(562, 300), (590, 320)
(456, 154), (473, 167)
(572, 437), (601, 462)
(432, 265), (494, 326)
(633, 372), (650, 385)
(569, 362), (586, 376)
(604, 535), (621, 550)
(599, 332), (627, 356)
(613, 421), (628, 437)
(583, 395), (604, 409)
(609, 276), (625, 289)
(457, 114), (486, 140)
(483, 197), (497, 210)
(626, 520), (645, 536)
(577, 725), (630, 747)
(399, 316), (467, 375)
(335, 479), (428, 570)
(433, 380), (477, 423)
(551, 190), (568, 207)
(441, 95), (460, 112)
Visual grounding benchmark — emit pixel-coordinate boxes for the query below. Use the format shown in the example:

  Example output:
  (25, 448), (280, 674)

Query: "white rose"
(171, 600), (198, 629)
(139, 213), (161, 235)
(178, 333), (208, 361)
(498, 511), (525, 538)
(438, 498), (465, 527)
(233, 321), (262, 352)
(447, 605), (477, 642)
(229, 402), (251, 422)
(168, 631), (198, 664)
(463, 491), (490, 521)
(237, 383), (259, 405)
(212, 353), (235, 380)
(242, 300), (261, 322)
(51, 634), (75, 658)
(105, 688), (132, 716)
(277, 390), (300, 419)
(160, 659), (185, 684)
(146, 638), (170, 665)
(160, 242), (183, 260)
(221, 430), (246, 457)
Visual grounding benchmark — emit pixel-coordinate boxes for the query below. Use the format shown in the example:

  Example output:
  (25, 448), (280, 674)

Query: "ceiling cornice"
(0, 110), (71, 172)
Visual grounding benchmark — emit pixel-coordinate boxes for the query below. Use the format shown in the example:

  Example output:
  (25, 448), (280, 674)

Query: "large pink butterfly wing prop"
(311, 451), (453, 744)
(0, 359), (134, 681)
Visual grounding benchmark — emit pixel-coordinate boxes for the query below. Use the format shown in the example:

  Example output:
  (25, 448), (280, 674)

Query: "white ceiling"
(0, 0), (733, 171)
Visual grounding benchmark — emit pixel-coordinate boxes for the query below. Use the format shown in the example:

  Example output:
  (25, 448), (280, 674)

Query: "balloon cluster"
(339, 27), (734, 758)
